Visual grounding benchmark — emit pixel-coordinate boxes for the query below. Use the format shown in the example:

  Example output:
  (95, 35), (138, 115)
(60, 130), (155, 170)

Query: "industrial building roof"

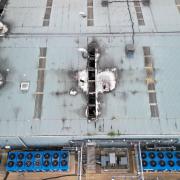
(0, 0), (180, 146)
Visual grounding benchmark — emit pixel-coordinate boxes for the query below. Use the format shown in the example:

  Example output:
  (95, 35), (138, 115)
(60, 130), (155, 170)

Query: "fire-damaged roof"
(0, 0), (180, 146)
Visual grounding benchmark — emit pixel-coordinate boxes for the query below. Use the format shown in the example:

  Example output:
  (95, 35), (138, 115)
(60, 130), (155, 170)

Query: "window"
(150, 105), (159, 118)
(43, 0), (53, 26)
(143, 46), (159, 118)
(134, 1), (145, 26)
(87, 0), (94, 26)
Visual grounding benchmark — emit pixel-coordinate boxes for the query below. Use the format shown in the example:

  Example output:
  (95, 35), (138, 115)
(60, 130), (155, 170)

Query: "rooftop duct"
(125, 44), (135, 57)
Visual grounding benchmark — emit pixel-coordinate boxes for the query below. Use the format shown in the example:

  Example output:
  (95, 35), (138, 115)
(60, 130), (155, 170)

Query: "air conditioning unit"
(142, 0), (150, 6)
(6, 150), (69, 172)
(101, 0), (108, 7)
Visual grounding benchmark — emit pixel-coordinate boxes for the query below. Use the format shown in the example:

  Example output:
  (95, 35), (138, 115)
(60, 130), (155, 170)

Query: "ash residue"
(88, 40), (99, 54)
(116, 68), (124, 84)
(120, 92), (128, 101)
(0, 70), (7, 88)
(51, 90), (69, 96)
(67, 69), (79, 88)
(0, 59), (9, 89)
(0, 21), (8, 36)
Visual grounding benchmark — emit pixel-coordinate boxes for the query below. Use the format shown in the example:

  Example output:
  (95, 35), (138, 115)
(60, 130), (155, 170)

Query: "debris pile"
(0, 21), (8, 36)
(69, 89), (78, 96)
(77, 41), (117, 121)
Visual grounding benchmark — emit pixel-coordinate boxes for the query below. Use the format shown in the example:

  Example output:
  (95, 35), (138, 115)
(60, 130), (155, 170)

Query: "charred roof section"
(0, 59), (9, 89)
(78, 41), (117, 121)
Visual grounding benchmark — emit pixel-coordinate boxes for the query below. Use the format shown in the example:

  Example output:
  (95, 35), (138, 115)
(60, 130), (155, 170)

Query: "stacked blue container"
(141, 151), (180, 171)
(6, 150), (69, 172)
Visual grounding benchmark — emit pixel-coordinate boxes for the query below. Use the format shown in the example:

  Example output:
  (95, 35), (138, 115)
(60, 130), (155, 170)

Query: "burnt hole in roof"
(88, 81), (95, 93)
(88, 106), (96, 119)
(88, 71), (95, 81)
(89, 56), (95, 61)
(88, 50), (95, 56)
(131, 90), (138, 95)
(88, 41), (98, 56)
(120, 92), (128, 101)
(88, 60), (95, 70)
(88, 94), (95, 105)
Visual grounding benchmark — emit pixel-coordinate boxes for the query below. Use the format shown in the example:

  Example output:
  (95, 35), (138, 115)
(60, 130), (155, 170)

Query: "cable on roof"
(3, 172), (9, 180)
(101, 0), (136, 44)
(126, 0), (135, 44)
